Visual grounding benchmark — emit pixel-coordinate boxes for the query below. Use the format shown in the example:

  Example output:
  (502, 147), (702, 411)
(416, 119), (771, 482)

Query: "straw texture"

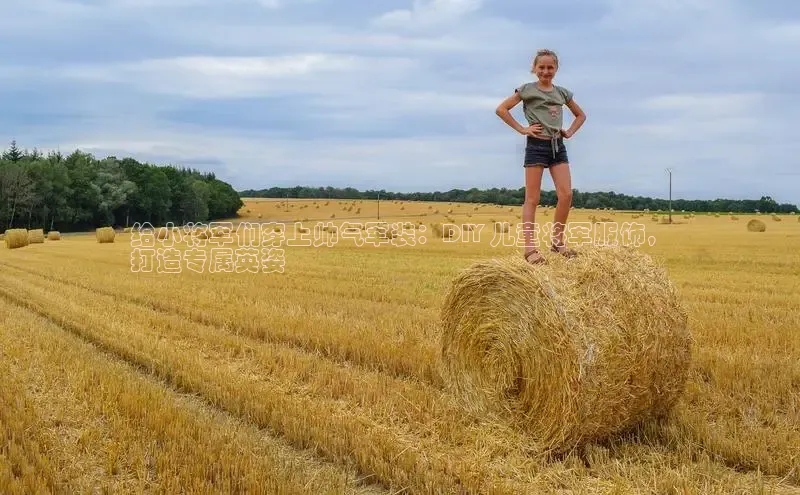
(440, 245), (692, 453)
(4, 229), (29, 249)
(96, 227), (116, 243)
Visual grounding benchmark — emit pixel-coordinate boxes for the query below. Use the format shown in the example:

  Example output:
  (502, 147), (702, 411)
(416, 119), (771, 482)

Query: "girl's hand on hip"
(560, 128), (573, 139)
(520, 123), (543, 136)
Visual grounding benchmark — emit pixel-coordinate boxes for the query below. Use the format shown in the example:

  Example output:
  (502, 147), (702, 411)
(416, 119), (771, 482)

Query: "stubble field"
(1, 198), (798, 494)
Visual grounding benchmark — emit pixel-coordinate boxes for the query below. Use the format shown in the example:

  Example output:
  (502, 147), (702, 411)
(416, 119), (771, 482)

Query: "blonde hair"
(532, 49), (559, 69)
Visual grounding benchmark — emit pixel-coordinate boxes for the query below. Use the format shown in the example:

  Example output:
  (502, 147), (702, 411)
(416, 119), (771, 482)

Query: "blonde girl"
(495, 49), (586, 264)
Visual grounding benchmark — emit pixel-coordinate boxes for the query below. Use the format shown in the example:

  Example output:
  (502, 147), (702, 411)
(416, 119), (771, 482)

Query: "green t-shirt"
(515, 82), (573, 138)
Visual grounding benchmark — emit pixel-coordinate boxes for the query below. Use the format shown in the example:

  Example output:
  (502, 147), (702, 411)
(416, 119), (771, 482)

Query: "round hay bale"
(440, 245), (691, 452)
(157, 227), (170, 240)
(28, 229), (45, 244)
(747, 219), (766, 232)
(96, 227), (116, 243)
(123, 227), (132, 233)
(4, 229), (29, 249)
(47, 231), (61, 240)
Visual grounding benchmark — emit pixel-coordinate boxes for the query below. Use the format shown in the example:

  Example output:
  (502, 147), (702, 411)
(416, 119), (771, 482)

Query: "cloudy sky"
(2, 0), (799, 204)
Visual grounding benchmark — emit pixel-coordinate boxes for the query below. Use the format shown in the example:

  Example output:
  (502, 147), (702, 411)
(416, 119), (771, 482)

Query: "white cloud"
(33, 118), (519, 192)
(373, 0), (482, 29)
(639, 92), (765, 116)
(759, 20), (800, 44)
(598, 0), (737, 28)
(51, 54), (417, 99)
(1, 0), (799, 207)
(317, 90), (500, 116)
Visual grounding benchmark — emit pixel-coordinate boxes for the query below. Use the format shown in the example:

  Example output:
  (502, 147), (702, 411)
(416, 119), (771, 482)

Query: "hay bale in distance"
(747, 219), (766, 232)
(28, 229), (45, 244)
(494, 222), (510, 234)
(47, 231), (61, 240)
(96, 227), (116, 243)
(4, 229), (29, 249)
(439, 245), (692, 453)
(157, 227), (170, 240)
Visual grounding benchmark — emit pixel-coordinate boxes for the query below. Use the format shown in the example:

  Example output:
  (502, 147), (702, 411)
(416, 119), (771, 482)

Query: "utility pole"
(665, 168), (673, 224)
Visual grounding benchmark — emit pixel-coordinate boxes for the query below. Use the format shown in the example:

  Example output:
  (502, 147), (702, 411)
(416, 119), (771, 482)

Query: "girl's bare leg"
(522, 165), (546, 262)
(548, 162), (574, 251)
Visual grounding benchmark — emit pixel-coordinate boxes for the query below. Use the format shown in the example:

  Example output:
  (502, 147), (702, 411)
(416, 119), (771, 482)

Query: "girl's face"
(533, 55), (558, 82)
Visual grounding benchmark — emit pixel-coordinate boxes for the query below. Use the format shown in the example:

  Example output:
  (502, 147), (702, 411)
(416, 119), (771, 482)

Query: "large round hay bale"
(47, 231), (61, 240)
(28, 228), (45, 244)
(440, 245), (692, 453)
(4, 229), (29, 249)
(96, 227), (116, 243)
(747, 219), (766, 232)
(157, 227), (170, 240)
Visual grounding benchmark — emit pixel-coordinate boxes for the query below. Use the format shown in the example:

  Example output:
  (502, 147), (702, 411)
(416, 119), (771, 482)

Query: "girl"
(495, 48), (586, 265)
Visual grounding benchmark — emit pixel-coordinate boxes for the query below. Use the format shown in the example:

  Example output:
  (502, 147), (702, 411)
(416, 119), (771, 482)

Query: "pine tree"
(2, 140), (23, 162)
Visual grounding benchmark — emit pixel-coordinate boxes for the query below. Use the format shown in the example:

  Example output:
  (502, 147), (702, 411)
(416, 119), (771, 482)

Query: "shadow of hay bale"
(439, 245), (692, 454)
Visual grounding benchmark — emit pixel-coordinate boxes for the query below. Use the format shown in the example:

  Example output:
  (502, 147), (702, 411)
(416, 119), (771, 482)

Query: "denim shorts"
(524, 136), (568, 168)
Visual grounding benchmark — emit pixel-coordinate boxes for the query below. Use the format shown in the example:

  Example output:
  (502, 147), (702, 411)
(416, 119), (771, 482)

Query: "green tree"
(27, 156), (72, 230)
(94, 157), (136, 226)
(183, 179), (210, 221)
(0, 160), (36, 229)
(2, 140), (23, 163)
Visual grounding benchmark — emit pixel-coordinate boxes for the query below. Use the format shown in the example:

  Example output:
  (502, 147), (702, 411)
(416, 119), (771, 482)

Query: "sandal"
(524, 248), (546, 265)
(550, 242), (577, 258)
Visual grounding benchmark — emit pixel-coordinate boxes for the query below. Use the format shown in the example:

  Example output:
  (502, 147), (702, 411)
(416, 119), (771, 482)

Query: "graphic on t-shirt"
(548, 105), (559, 118)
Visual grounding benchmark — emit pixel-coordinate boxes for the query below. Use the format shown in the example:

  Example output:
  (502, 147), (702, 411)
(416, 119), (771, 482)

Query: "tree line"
(240, 186), (798, 214)
(1, 141), (243, 233)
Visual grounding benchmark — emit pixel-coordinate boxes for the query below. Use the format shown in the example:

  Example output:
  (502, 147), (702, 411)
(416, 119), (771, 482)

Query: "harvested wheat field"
(1, 199), (798, 494)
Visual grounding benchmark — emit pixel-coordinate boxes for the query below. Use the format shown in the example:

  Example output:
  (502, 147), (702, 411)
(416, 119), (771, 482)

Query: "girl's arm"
(561, 99), (586, 138)
(495, 93), (541, 136)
